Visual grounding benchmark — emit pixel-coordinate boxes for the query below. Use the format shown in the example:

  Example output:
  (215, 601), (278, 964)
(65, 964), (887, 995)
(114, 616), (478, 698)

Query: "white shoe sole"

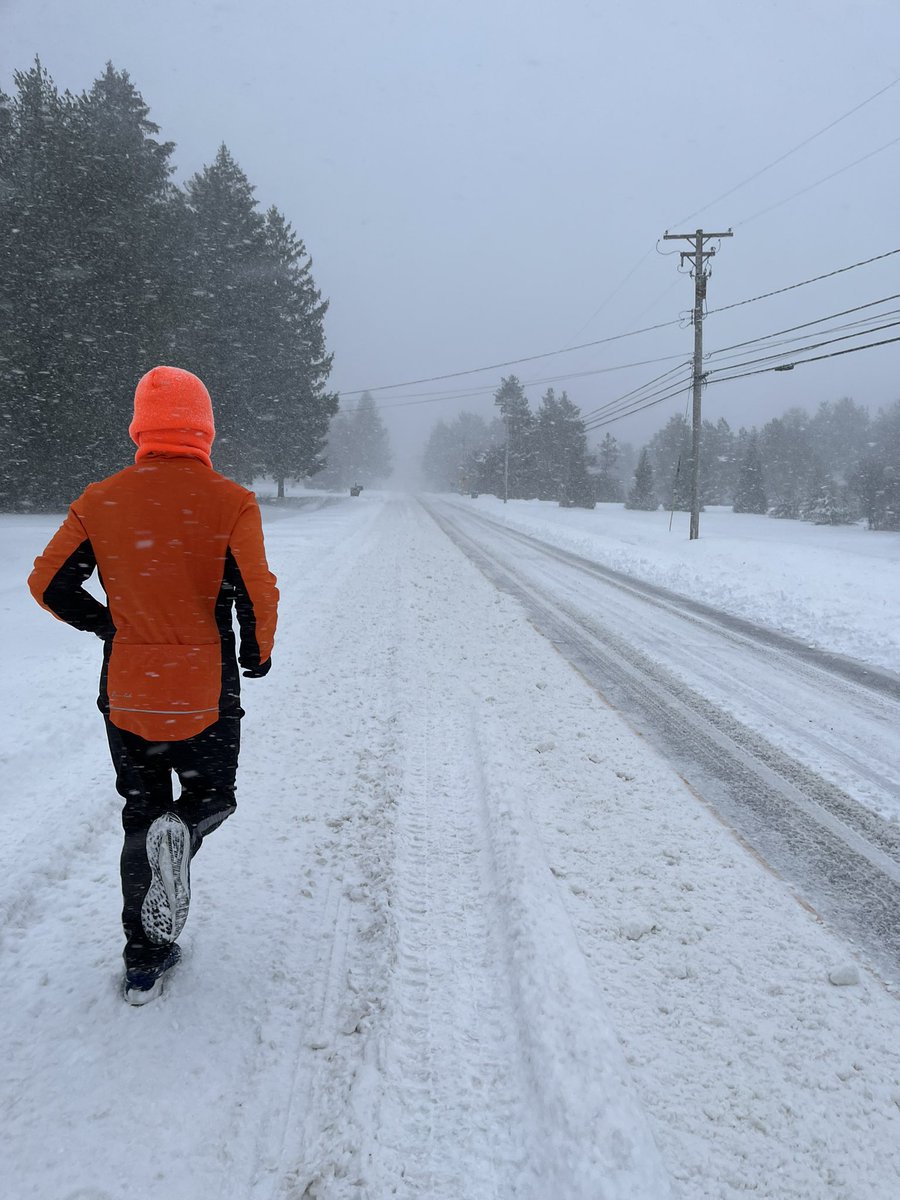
(123, 944), (182, 1006)
(141, 813), (191, 945)
(124, 976), (164, 1006)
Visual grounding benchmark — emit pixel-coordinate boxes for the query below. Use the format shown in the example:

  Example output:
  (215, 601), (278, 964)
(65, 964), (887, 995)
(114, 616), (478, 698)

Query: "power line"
(399, 297), (900, 430)
(337, 315), (684, 398)
(350, 305), (894, 424)
(735, 134), (900, 227)
(338, 246), (900, 403)
(580, 306), (900, 434)
(581, 363), (695, 428)
(564, 247), (656, 343)
(705, 292), (900, 358)
(409, 311), (897, 437)
(365, 352), (691, 411)
(581, 75), (900, 350)
(704, 317), (900, 379)
(583, 384), (693, 433)
(583, 382), (694, 432)
(583, 321), (900, 432)
(705, 333), (900, 386)
(671, 73), (900, 228)
(706, 307), (900, 368)
(580, 361), (692, 423)
(706, 247), (900, 316)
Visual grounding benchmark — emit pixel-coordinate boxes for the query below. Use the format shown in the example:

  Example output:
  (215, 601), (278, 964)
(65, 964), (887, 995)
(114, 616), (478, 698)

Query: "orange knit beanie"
(130, 366), (216, 468)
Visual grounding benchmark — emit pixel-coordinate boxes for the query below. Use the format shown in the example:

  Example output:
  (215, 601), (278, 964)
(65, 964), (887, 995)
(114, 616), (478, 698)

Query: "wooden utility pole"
(662, 227), (732, 539)
(503, 416), (510, 503)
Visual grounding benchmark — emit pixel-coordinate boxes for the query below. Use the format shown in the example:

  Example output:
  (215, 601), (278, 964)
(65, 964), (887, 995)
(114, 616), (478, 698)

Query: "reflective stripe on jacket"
(28, 455), (278, 741)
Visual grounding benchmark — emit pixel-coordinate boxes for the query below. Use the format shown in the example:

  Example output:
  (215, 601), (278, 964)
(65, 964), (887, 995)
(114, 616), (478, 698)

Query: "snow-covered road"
(2, 494), (900, 1199)
(431, 497), (900, 981)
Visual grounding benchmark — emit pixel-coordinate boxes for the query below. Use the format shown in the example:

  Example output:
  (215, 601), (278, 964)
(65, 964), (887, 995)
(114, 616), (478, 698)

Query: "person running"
(28, 365), (278, 1004)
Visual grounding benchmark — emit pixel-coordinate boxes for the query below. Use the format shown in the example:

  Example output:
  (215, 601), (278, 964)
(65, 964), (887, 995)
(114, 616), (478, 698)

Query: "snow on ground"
(442, 496), (900, 674)
(2, 494), (900, 1198)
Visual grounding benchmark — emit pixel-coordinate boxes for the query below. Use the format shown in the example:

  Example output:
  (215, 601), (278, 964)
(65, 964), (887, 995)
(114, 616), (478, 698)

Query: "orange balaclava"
(129, 366), (216, 469)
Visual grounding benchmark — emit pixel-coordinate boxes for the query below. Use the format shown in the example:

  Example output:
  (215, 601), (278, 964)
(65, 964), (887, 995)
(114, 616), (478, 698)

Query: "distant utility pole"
(662, 227), (733, 540)
(503, 417), (510, 503)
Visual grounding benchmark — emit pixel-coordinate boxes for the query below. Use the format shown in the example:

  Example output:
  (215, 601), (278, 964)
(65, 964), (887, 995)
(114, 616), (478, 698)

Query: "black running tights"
(104, 713), (241, 970)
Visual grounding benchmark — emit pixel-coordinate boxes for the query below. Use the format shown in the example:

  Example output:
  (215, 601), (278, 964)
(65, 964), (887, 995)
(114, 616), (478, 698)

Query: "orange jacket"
(29, 455), (278, 741)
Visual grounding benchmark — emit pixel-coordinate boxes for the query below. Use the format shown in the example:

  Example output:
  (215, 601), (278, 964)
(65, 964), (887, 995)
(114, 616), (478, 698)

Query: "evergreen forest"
(0, 59), (337, 510)
(313, 393), (394, 490)
(422, 386), (900, 531)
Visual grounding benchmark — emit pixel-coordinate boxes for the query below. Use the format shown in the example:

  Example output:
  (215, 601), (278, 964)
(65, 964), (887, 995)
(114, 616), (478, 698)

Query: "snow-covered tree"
(319, 394), (392, 488)
(625, 448), (657, 510)
(648, 413), (692, 511)
(853, 398), (900, 529)
(422, 411), (496, 492)
(178, 145), (272, 481)
(494, 375), (537, 499)
(253, 208), (337, 496)
(534, 388), (593, 505)
(759, 409), (816, 519)
(700, 418), (736, 506)
(732, 432), (767, 514)
(0, 61), (178, 507)
(592, 432), (623, 502)
(0, 60), (337, 509)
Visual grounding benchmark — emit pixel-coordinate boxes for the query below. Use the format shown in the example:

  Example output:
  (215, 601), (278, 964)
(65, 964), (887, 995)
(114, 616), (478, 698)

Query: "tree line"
(422, 375), (596, 506)
(0, 59), (337, 510)
(423, 386), (900, 531)
(622, 397), (900, 530)
(312, 393), (393, 490)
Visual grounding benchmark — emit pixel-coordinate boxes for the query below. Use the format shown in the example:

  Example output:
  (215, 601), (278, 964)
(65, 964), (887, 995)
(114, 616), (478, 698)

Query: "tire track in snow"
(224, 501), (404, 1200)
(359, 500), (670, 1199)
(374, 519), (531, 1196)
(443, 504), (900, 701)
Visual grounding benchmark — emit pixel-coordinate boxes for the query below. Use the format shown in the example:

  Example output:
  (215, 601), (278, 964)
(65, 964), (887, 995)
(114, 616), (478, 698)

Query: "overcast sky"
(3, 0), (899, 477)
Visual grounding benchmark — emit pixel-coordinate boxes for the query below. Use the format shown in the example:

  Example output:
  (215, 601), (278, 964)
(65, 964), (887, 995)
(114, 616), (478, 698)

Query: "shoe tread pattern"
(141, 813), (191, 945)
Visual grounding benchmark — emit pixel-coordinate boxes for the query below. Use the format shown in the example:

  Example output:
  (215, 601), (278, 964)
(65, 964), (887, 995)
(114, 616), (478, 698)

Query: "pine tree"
(803, 476), (855, 525)
(760, 409), (815, 519)
(316, 409), (352, 488)
(472, 444), (506, 497)
(66, 64), (180, 486)
(808, 397), (870, 486)
(732, 432), (767, 514)
(532, 388), (592, 504)
(422, 421), (453, 491)
(349, 392), (392, 485)
(625, 448), (658, 510)
(494, 375), (536, 498)
(422, 411), (493, 492)
(253, 207), (337, 495)
(593, 432), (622, 502)
(0, 61), (337, 510)
(555, 392), (593, 506)
(859, 397), (900, 529)
(0, 60), (80, 507)
(854, 415), (900, 531)
(700, 417), (735, 506)
(179, 145), (271, 481)
(0, 61), (185, 508)
(320, 394), (392, 488)
(648, 413), (692, 511)
(535, 388), (563, 500)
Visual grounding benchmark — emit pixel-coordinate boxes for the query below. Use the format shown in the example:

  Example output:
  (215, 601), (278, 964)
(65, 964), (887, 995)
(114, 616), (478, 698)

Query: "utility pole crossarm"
(663, 229), (734, 240)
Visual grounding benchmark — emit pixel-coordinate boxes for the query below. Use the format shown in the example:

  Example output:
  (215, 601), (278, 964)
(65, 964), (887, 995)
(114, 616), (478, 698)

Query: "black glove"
(242, 658), (272, 679)
(92, 610), (116, 640)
